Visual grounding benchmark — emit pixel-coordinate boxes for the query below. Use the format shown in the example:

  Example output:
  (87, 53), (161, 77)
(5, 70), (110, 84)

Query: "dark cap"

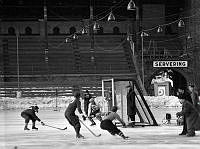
(178, 86), (185, 90)
(111, 106), (118, 112)
(74, 91), (81, 98)
(34, 106), (39, 110)
(30, 106), (39, 112)
(188, 84), (195, 88)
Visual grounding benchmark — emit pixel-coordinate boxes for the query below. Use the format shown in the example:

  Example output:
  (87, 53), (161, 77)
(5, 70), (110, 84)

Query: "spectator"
(176, 87), (192, 135)
(127, 85), (136, 127)
(176, 97), (200, 137)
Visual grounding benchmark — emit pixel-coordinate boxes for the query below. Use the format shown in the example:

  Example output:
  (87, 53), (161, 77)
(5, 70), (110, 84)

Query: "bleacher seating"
(1, 34), (135, 97)
(1, 34), (184, 97)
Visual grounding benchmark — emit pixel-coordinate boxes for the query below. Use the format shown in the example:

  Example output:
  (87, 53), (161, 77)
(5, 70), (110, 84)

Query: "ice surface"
(1, 110), (200, 149)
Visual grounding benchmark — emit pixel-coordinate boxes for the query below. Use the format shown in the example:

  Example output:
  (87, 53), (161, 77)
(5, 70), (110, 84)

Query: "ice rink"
(1, 109), (200, 149)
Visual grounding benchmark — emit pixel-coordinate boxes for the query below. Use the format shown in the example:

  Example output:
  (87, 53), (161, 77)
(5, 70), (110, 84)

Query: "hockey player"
(100, 106), (129, 139)
(88, 98), (101, 126)
(65, 92), (87, 138)
(21, 105), (44, 130)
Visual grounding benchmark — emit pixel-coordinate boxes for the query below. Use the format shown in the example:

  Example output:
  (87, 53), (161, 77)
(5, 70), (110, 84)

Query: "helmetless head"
(74, 92), (81, 99)
(179, 98), (185, 104)
(188, 84), (194, 92)
(177, 87), (185, 94)
(31, 106), (39, 113)
(111, 106), (118, 112)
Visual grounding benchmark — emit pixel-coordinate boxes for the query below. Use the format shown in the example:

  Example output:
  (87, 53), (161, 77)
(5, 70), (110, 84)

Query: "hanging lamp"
(81, 27), (87, 34)
(72, 34), (78, 40)
(178, 19), (185, 28)
(157, 26), (163, 33)
(127, 0), (136, 10)
(108, 11), (115, 21)
(141, 32), (149, 37)
(93, 22), (100, 30)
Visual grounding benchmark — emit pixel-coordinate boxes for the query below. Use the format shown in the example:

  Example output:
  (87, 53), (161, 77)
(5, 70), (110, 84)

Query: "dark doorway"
(171, 70), (187, 93)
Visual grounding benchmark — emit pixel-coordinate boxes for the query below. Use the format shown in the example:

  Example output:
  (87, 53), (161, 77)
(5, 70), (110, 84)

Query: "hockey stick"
(44, 124), (67, 130)
(79, 119), (101, 137)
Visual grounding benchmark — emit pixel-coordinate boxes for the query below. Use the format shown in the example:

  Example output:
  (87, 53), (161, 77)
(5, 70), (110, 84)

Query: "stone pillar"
(189, 0), (200, 90)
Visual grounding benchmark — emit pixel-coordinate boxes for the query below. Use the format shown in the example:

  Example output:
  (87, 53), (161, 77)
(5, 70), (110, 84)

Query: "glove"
(122, 123), (126, 128)
(176, 112), (181, 117)
(82, 115), (87, 121)
(41, 121), (45, 126)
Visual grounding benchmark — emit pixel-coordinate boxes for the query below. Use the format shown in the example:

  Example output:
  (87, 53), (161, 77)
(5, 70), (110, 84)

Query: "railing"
(0, 85), (112, 98)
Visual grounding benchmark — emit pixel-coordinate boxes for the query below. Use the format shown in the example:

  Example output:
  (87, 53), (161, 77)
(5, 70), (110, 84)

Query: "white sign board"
(158, 86), (166, 96)
(153, 61), (188, 67)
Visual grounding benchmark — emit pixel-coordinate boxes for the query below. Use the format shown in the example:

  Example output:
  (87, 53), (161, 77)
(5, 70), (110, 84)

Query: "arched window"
(53, 26), (60, 35)
(113, 26), (120, 34)
(69, 26), (76, 34)
(25, 26), (32, 35)
(8, 27), (16, 35)
(97, 27), (104, 34)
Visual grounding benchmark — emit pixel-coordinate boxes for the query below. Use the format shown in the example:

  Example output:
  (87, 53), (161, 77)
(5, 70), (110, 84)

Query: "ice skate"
(32, 126), (38, 130)
(186, 132), (195, 137)
(123, 136), (129, 139)
(76, 134), (84, 139)
(179, 132), (187, 135)
(24, 126), (30, 130)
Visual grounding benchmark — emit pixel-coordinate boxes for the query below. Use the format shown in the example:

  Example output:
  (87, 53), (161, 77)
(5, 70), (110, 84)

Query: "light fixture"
(81, 27), (87, 34)
(108, 11), (115, 21)
(178, 19), (185, 28)
(127, 35), (131, 41)
(187, 33), (192, 39)
(65, 38), (70, 43)
(93, 22), (100, 30)
(127, 0), (136, 10)
(72, 34), (78, 40)
(157, 26), (163, 33)
(141, 32), (149, 37)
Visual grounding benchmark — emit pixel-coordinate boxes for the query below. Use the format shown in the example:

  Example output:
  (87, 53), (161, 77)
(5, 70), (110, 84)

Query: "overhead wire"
(43, 1), (200, 49)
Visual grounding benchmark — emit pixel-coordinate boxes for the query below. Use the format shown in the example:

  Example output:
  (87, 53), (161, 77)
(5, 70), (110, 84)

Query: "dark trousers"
(88, 109), (101, 124)
(182, 116), (187, 133)
(84, 102), (89, 115)
(65, 113), (81, 135)
(128, 115), (135, 121)
(100, 119), (121, 135)
(21, 113), (36, 123)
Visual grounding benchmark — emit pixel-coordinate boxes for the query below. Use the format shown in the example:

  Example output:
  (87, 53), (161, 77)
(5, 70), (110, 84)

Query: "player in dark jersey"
(100, 106), (129, 139)
(21, 105), (44, 130)
(65, 92), (86, 138)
